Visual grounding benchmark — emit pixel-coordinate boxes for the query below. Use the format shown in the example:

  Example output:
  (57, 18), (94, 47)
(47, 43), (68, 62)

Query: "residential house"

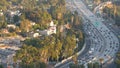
(39, 21), (57, 36)
(7, 24), (16, 29)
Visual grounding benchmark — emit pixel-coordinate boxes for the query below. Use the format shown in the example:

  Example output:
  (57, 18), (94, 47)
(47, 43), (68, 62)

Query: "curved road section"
(55, 0), (119, 68)
(93, 1), (112, 14)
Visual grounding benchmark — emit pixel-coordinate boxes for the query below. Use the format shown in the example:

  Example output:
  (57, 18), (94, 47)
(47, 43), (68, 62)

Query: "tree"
(93, 62), (99, 68)
(21, 0), (37, 10)
(14, 44), (47, 67)
(72, 54), (78, 64)
(19, 61), (46, 68)
(115, 59), (120, 68)
(88, 63), (93, 68)
(20, 19), (32, 32)
(50, 4), (66, 20)
(0, 0), (9, 11)
(13, 15), (20, 23)
(69, 63), (85, 68)
(0, 22), (7, 29)
(0, 64), (3, 68)
(24, 10), (52, 29)
(11, 0), (21, 5)
(94, 0), (101, 5)
(73, 11), (82, 28)
(13, 0), (85, 67)
(102, 3), (120, 26)
(115, 52), (120, 68)
(8, 27), (15, 33)
(0, 15), (7, 29)
(58, 0), (66, 6)
(51, 39), (62, 61)
(64, 10), (74, 24)
(48, 0), (59, 6)
(99, 58), (104, 68)
(62, 35), (76, 58)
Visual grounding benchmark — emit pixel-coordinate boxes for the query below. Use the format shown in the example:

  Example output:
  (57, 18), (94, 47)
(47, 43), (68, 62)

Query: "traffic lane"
(63, 0), (118, 67)
(73, 0), (118, 62)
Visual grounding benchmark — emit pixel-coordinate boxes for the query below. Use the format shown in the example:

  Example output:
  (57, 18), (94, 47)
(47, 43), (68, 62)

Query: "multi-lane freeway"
(55, 0), (119, 68)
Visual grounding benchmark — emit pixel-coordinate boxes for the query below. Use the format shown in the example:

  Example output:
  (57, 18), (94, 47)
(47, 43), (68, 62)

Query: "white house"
(7, 24), (16, 29)
(39, 21), (57, 36)
(47, 21), (56, 35)
(33, 33), (39, 37)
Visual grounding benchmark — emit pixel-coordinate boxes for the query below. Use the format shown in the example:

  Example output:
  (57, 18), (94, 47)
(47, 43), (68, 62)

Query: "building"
(7, 24), (16, 29)
(1, 29), (9, 33)
(33, 33), (40, 37)
(47, 21), (56, 35)
(6, 10), (21, 23)
(39, 21), (57, 36)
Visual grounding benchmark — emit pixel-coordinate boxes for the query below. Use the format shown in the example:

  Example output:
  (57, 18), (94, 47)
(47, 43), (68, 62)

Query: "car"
(104, 54), (106, 56)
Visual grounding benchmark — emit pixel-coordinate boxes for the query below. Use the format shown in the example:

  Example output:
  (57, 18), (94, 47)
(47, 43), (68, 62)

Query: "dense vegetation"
(69, 62), (100, 68)
(0, 0), (85, 68)
(103, 2), (120, 26)
(115, 52), (120, 68)
(91, 0), (120, 26)
(85, 0), (120, 26)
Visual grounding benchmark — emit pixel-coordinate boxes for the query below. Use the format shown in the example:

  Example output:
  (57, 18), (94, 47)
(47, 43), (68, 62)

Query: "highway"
(55, 0), (119, 68)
